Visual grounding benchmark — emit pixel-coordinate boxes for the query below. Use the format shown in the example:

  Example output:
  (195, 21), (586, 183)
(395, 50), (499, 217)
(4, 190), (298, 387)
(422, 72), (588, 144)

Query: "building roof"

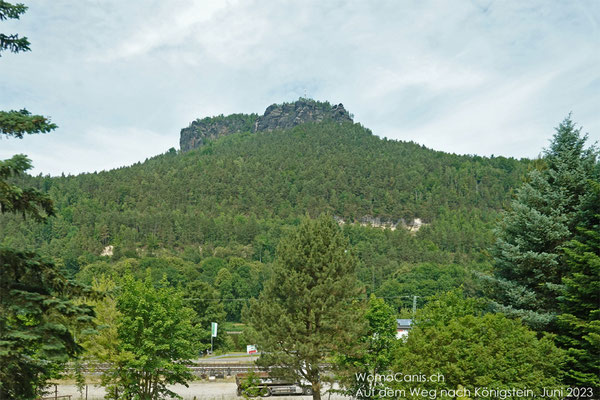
(396, 319), (412, 329)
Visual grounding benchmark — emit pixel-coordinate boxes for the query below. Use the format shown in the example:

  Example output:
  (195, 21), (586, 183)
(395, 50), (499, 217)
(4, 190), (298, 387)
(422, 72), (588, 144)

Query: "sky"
(1, 0), (599, 176)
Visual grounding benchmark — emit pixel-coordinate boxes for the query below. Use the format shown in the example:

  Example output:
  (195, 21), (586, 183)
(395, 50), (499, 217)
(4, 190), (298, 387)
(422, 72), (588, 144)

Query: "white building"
(396, 319), (412, 339)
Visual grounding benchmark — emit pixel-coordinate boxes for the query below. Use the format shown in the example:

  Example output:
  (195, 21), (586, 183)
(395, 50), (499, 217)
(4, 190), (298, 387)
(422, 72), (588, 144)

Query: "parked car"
(236, 372), (312, 397)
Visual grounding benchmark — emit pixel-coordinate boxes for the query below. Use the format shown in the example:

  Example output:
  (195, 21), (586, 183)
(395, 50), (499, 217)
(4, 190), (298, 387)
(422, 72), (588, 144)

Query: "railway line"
(79, 362), (260, 378)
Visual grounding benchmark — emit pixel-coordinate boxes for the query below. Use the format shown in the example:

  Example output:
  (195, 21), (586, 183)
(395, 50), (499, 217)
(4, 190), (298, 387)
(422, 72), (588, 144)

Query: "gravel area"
(53, 381), (346, 400)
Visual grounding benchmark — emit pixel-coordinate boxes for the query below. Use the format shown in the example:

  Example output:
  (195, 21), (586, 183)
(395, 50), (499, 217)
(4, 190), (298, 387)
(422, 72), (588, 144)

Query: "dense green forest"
(1, 121), (528, 309)
(3, 1), (599, 397)
(3, 108), (598, 398)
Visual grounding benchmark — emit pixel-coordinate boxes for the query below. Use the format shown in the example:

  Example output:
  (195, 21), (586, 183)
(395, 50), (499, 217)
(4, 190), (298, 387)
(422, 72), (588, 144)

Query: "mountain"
(1, 100), (529, 301)
(180, 99), (353, 152)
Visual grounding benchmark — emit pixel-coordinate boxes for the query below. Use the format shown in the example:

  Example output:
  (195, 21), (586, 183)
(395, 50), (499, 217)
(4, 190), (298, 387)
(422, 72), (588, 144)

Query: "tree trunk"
(311, 381), (321, 400)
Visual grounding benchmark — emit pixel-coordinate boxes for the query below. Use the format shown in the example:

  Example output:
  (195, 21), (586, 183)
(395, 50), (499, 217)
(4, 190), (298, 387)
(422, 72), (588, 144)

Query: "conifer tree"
(490, 116), (598, 329)
(1, 4), (95, 399)
(248, 215), (366, 400)
(0, 2), (56, 141)
(0, 250), (96, 399)
(0, 0), (55, 220)
(556, 181), (600, 390)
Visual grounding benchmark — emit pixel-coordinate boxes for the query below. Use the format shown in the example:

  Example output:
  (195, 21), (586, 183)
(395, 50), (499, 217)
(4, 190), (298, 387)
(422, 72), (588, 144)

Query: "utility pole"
(412, 295), (418, 315)
(372, 264), (375, 294)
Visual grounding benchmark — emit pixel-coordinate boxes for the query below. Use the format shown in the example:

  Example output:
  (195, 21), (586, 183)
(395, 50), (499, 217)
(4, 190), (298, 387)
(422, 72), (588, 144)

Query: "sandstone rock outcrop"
(180, 113), (258, 152)
(180, 99), (353, 152)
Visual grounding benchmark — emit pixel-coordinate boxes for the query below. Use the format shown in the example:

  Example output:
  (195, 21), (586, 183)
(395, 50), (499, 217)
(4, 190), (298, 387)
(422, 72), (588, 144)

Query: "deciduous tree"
(391, 291), (565, 399)
(333, 295), (397, 400)
(102, 275), (198, 400)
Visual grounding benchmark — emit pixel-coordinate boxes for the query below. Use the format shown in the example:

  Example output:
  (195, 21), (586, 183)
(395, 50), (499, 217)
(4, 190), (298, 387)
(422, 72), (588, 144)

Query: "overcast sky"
(1, 0), (599, 176)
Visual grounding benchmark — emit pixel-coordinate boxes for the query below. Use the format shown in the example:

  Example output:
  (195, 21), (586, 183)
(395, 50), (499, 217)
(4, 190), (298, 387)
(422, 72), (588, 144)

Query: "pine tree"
(0, 2), (56, 140)
(556, 181), (600, 390)
(0, 1), (54, 219)
(248, 215), (366, 400)
(1, 4), (95, 398)
(0, 249), (96, 399)
(0, 2), (29, 54)
(490, 116), (598, 329)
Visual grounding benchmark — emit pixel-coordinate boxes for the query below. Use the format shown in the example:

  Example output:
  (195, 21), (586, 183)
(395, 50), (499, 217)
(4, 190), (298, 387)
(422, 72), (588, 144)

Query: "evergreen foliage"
(0, 1), (30, 54)
(1, 154), (53, 220)
(0, 116), (531, 328)
(248, 215), (366, 400)
(0, 120), (527, 288)
(3, 1), (596, 395)
(0, 109), (57, 138)
(0, 1), (55, 221)
(0, 4), (95, 398)
(0, 249), (96, 399)
(556, 181), (600, 390)
(490, 116), (599, 329)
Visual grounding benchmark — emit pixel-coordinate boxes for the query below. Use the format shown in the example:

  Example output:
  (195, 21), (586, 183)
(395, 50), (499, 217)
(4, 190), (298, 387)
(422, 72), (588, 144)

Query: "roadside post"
(211, 322), (218, 354)
(247, 344), (257, 363)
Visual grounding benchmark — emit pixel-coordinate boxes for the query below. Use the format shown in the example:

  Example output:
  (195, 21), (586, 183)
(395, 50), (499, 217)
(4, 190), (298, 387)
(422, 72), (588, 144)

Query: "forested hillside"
(1, 116), (528, 314)
(6, 98), (599, 396)
(3, 120), (525, 252)
(3, 0), (598, 395)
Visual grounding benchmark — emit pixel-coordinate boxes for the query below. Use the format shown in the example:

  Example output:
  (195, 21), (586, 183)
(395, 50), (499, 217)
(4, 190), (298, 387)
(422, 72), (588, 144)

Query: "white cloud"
(0, 126), (177, 176)
(1, 0), (598, 175)
(383, 70), (560, 155)
(91, 1), (235, 62)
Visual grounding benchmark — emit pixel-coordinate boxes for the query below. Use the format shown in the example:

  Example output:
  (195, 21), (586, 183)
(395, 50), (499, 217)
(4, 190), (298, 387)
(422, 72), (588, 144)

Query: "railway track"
(78, 362), (259, 377)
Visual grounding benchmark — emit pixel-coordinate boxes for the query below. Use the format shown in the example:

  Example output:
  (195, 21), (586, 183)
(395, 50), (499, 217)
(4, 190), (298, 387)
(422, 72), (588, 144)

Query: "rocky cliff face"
(179, 113), (258, 153)
(256, 99), (352, 131)
(180, 99), (353, 152)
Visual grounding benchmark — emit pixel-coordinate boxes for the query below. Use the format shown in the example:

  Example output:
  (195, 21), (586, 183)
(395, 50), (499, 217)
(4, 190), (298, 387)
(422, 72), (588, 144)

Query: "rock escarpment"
(179, 113), (258, 152)
(256, 99), (352, 131)
(180, 99), (353, 152)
